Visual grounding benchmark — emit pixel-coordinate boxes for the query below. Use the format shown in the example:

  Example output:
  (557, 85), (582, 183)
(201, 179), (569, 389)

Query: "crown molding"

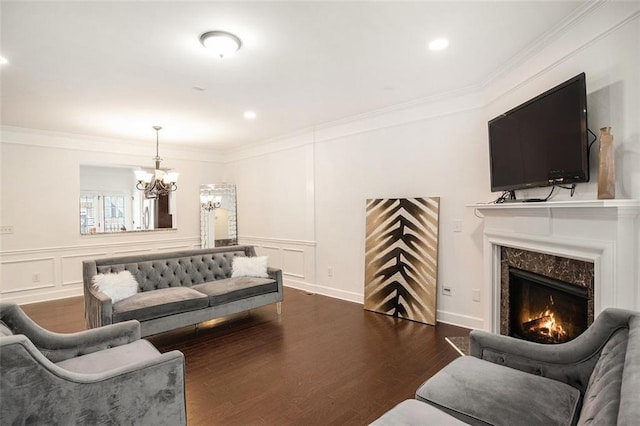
(0, 125), (226, 163)
(228, 1), (638, 162)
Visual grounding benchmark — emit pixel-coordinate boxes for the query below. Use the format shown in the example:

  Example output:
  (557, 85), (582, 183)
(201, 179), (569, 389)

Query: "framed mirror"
(200, 183), (237, 247)
(80, 165), (177, 235)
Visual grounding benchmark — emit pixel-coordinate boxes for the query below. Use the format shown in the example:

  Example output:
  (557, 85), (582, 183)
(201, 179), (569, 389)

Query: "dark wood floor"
(21, 287), (469, 425)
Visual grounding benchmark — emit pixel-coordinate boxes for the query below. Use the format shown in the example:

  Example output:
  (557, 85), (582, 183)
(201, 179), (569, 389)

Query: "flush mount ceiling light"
(243, 111), (257, 120)
(428, 37), (449, 51)
(199, 31), (242, 58)
(0, 56), (8, 65)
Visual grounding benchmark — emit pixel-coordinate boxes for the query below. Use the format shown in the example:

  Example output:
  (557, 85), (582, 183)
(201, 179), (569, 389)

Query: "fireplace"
(500, 247), (594, 342)
(508, 267), (588, 343)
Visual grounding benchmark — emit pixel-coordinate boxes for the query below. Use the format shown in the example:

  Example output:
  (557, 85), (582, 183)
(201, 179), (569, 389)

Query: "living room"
(1, 1), (640, 424)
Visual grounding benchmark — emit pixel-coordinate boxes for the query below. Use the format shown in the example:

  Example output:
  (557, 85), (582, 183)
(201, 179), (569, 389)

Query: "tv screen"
(488, 73), (589, 193)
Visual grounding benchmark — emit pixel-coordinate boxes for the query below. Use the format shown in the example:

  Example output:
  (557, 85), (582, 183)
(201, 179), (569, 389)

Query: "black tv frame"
(488, 73), (589, 193)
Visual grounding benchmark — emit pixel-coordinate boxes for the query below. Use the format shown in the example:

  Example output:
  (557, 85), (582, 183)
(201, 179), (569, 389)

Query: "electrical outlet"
(472, 289), (481, 302)
(32, 273), (41, 283)
(442, 286), (452, 296)
(327, 266), (333, 277)
(453, 220), (462, 233)
(0, 225), (14, 234)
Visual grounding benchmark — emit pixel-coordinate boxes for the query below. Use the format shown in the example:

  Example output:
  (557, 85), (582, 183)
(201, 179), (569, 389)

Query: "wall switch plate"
(32, 273), (41, 283)
(442, 286), (452, 296)
(453, 220), (462, 233)
(472, 289), (481, 302)
(327, 266), (333, 277)
(0, 225), (14, 234)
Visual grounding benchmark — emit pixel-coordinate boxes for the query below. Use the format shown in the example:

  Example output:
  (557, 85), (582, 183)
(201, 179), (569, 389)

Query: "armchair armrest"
(470, 308), (634, 393)
(1, 303), (140, 363)
(1, 337), (186, 425)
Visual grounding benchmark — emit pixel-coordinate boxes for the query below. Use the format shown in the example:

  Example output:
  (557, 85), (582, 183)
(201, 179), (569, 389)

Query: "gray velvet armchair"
(0, 303), (186, 425)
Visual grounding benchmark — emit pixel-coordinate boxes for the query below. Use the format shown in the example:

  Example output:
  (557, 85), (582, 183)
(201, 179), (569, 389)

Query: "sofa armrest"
(470, 308), (635, 393)
(83, 260), (114, 329)
(267, 267), (284, 294)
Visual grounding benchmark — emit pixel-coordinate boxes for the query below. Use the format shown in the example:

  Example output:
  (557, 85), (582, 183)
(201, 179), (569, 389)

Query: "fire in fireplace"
(508, 267), (589, 344)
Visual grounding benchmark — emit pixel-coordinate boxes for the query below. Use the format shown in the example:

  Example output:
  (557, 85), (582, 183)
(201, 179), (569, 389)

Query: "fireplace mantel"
(470, 199), (640, 332)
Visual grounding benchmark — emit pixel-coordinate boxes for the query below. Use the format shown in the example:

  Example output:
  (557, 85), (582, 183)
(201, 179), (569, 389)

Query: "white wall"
(226, 3), (640, 329)
(0, 128), (225, 303)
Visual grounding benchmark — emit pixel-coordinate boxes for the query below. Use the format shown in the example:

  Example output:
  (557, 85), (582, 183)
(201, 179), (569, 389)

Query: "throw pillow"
(92, 270), (139, 303)
(231, 256), (269, 278)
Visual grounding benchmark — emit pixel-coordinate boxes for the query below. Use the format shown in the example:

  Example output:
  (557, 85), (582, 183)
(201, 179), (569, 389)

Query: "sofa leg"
(277, 302), (282, 315)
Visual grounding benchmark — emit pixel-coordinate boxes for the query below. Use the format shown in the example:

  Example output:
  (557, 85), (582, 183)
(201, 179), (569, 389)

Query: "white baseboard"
(436, 310), (484, 330)
(284, 281), (363, 304)
(0, 286), (83, 306)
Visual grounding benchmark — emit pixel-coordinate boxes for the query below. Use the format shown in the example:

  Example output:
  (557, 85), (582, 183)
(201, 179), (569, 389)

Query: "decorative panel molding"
(0, 237), (201, 304)
(282, 248), (305, 279)
(1, 257), (56, 294)
(239, 236), (316, 294)
(60, 252), (108, 286)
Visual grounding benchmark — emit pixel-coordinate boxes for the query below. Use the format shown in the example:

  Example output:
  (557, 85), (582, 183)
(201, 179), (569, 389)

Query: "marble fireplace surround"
(474, 200), (640, 333)
(499, 247), (594, 337)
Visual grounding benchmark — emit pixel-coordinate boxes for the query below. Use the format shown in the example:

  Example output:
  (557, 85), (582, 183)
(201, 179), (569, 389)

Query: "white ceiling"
(0, 1), (586, 151)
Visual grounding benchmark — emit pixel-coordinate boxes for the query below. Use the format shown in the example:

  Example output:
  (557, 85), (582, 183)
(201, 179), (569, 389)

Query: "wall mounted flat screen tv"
(488, 73), (589, 193)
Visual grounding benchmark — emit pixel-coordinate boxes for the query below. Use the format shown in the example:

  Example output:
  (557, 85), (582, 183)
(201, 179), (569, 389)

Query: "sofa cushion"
(578, 327), (628, 425)
(416, 356), (581, 426)
(55, 339), (160, 374)
(370, 399), (467, 426)
(192, 277), (277, 307)
(113, 287), (209, 323)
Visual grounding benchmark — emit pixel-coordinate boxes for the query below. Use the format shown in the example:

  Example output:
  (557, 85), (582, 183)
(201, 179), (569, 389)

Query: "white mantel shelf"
(469, 199), (640, 211)
(469, 198), (640, 332)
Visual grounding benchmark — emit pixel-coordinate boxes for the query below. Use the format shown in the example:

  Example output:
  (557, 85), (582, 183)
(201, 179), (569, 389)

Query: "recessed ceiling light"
(0, 56), (8, 65)
(428, 38), (449, 51)
(199, 31), (242, 58)
(243, 111), (257, 120)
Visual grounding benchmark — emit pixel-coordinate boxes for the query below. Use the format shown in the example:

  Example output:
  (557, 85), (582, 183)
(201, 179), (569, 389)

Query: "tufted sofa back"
(577, 312), (639, 425)
(89, 246), (256, 292)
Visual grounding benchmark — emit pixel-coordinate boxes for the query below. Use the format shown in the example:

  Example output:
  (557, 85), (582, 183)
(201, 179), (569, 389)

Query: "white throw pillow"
(92, 270), (139, 303)
(231, 256), (269, 278)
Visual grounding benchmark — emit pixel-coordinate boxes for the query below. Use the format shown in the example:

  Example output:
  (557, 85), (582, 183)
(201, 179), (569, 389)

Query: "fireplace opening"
(508, 267), (589, 344)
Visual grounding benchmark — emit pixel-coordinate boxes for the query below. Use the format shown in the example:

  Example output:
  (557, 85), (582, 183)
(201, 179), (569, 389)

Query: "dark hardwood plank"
(20, 287), (469, 425)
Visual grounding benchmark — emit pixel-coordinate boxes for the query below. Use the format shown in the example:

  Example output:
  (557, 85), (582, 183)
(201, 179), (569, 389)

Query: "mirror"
(200, 183), (237, 247)
(80, 165), (177, 234)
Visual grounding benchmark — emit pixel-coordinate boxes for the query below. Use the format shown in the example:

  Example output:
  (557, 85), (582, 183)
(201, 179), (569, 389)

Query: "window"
(80, 192), (127, 234)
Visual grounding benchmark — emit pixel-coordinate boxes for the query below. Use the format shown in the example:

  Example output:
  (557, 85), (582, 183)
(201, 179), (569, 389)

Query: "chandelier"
(135, 126), (179, 199)
(201, 194), (222, 212)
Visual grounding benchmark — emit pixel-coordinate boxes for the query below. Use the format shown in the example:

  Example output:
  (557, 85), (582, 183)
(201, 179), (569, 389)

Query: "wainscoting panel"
(283, 248), (305, 279)
(0, 237), (201, 304)
(1, 257), (56, 294)
(60, 252), (108, 286)
(239, 237), (316, 293)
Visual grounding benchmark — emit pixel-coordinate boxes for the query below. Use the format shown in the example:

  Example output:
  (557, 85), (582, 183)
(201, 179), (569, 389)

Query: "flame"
(525, 296), (567, 342)
(527, 310), (567, 340)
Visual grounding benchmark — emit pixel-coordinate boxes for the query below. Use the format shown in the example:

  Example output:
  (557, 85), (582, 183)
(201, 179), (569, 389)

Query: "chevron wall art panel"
(364, 197), (440, 325)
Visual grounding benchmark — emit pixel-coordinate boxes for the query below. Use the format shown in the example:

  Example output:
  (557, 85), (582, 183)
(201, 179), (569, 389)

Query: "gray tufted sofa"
(83, 245), (283, 337)
(372, 307), (640, 425)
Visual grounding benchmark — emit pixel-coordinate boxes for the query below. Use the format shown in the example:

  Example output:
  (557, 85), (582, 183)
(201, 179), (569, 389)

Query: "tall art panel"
(364, 197), (440, 325)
